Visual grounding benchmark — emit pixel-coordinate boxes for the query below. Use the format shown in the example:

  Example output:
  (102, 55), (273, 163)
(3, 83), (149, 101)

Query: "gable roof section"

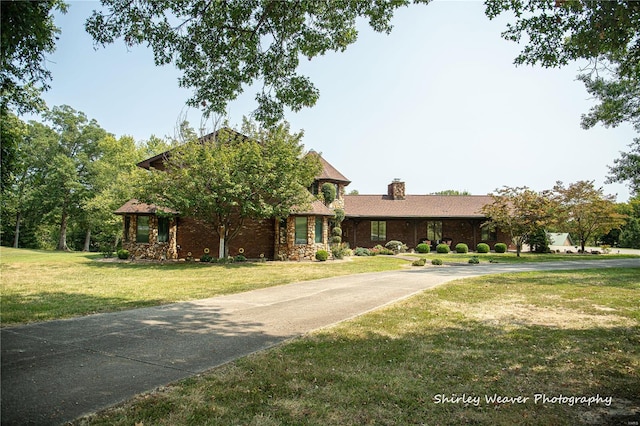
(309, 150), (351, 184)
(343, 195), (492, 219)
(136, 127), (247, 170)
(114, 199), (178, 215)
(291, 199), (335, 216)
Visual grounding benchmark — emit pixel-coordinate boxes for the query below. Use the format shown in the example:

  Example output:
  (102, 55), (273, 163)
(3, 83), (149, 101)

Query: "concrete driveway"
(2, 258), (638, 425)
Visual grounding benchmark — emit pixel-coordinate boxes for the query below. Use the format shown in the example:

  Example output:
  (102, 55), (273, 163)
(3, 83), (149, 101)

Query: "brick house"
(341, 180), (509, 251)
(115, 141), (509, 260)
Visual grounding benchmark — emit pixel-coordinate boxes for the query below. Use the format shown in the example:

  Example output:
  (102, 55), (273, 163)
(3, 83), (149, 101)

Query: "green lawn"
(408, 251), (639, 263)
(75, 268), (640, 426)
(1, 247), (637, 325)
(0, 247), (407, 325)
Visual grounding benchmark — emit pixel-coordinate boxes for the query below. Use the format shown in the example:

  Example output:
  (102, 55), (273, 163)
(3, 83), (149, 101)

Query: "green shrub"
(200, 254), (213, 263)
(476, 243), (490, 253)
(416, 243), (430, 254)
(100, 244), (114, 258)
(331, 227), (342, 237)
(385, 240), (407, 254)
(333, 208), (345, 224)
(354, 247), (371, 256)
(468, 256), (480, 264)
(436, 243), (450, 254)
(315, 250), (329, 261)
(431, 258), (443, 265)
(412, 258), (426, 266)
(331, 235), (342, 245)
(234, 254), (247, 262)
(116, 249), (129, 260)
(331, 244), (352, 259)
(455, 243), (468, 253)
(321, 182), (337, 205)
(494, 243), (508, 253)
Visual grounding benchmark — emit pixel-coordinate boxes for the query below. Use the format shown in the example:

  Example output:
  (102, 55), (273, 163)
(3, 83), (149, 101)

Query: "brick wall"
(342, 218), (511, 251)
(176, 217), (275, 260)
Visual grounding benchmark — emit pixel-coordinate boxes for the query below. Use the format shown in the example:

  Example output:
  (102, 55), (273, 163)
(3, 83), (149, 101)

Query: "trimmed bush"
(468, 256), (480, 264)
(436, 243), (450, 254)
(331, 227), (342, 237)
(315, 250), (329, 261)
(200, 254), (213, 263)
(116, 249), (129, 260)
(431, 258), (443, 265)
(331, 245), (350, 259)
(234, 254), (247, 262)
(412, 258), (426, 266)
(494, 243), (508, 253)
(321, 182), (336, 205)
(455, 243), (468, 254)
(331, 235), (342, 245)
(416, 243), (430, 254)
(476, 243), (490, 253)
(354, 247), (371, 256)
(385, 240), (407, 254)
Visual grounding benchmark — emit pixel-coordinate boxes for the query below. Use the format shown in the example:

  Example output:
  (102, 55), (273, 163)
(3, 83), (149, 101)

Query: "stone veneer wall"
(275, 215), (329, 261)
(122, 215), (178, 260)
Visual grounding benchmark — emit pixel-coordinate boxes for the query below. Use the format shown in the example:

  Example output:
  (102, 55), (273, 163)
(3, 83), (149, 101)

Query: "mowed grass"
(0, 247), (407, 325)
(409, 251), (639, 264)
(76, 268), (640, 426)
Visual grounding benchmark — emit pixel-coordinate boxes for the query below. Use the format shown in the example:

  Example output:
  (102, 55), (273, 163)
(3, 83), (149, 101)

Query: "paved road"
(2, 259), (638, 425)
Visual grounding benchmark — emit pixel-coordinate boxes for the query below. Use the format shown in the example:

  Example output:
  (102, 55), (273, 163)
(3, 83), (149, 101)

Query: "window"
(481, 225), (497, 242)
(371, 221), (386, 241)
(315, 217), (323, 243)
(158, 217), (169, 243)
(295, 217), (308, 244)
(123, 216), (130, 241)
(136, 216), (150, 243)
(427, 221), (442, 242)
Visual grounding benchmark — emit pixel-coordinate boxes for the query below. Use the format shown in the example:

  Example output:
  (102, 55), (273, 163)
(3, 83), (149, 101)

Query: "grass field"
(74, 268), (640, 425)
(0, 247), (407, 325)
(1, 247), (638, 325)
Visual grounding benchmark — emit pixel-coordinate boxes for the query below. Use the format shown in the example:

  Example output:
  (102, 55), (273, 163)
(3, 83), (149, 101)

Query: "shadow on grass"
(84, 258), (263, 271)
(135, 319), (639, 426)
(1, 298), (284, 426)
(0, 291), (168, 325)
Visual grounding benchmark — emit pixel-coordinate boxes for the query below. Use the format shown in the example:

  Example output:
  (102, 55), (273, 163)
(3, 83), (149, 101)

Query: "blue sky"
(33, 1), (636, 201)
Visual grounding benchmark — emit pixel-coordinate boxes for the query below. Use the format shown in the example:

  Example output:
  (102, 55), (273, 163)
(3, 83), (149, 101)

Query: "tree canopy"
(552, 180), (626, 253)
(137, 119), (321, 257)
(85, 0), (428, 125)
(0, 0), (67, 114)
(481, 186), (554, 256)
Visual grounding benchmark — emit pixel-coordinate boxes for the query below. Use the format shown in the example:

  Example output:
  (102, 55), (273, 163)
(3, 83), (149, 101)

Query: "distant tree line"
(482, 183), (640, 256)
(0, 105), (173, 251)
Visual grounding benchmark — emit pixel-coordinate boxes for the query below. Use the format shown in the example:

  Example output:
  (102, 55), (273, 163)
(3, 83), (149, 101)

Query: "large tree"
(607, 139), (640, 196)
(138, 119), (321, 257)
(552, 180), (627, 253)
(619, 196), (640, 248)
(39, 105), (109, 250)
(1, 0), (67, 114)
(85, 0), (428, 125)
(486, 0), (640, 185)
(482, 186), (554, 256)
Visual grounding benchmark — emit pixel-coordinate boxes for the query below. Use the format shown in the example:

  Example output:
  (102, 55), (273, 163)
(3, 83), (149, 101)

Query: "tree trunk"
(83, 229), (91, 252)
(13, 211), (21, 248)
(57, 211), (69, 251)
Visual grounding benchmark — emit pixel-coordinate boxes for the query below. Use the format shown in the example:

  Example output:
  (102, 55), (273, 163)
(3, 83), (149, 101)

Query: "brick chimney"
(387, 179), (405, 200)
